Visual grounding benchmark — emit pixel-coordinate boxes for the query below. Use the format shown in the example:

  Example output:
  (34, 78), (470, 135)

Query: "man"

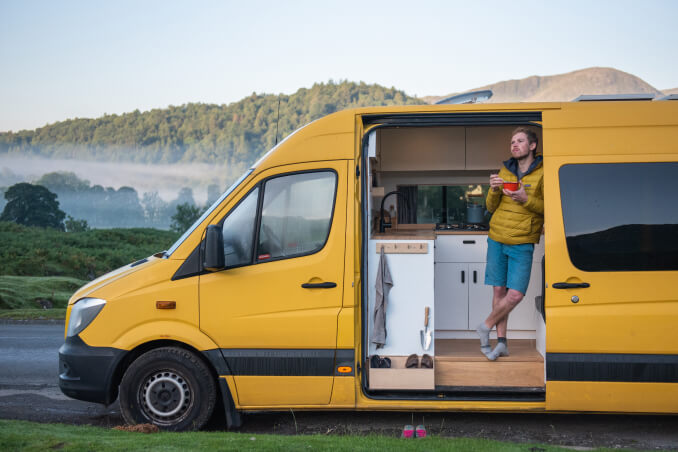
(476, 127), (544, 361)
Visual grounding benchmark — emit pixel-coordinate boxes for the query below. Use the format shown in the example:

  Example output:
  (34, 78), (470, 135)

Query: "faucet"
(379, 191), (405, 233)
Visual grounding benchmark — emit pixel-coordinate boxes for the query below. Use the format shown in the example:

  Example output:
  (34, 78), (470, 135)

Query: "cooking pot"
(466, 203), (485, 224)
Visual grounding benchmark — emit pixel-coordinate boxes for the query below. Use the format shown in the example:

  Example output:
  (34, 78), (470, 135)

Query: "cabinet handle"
(461, 270), (465, 283)
(463, 240), (476, 244)
(473, 270), (477, 283)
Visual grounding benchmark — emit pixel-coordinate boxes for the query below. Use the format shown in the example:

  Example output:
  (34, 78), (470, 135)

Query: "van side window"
(221, 187), (259, 267)
(257, 171), (336, 261)
(559, 162), (678, 271)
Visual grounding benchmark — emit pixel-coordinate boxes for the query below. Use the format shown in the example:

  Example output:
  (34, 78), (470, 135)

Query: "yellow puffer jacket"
(485, 156), (544, 245)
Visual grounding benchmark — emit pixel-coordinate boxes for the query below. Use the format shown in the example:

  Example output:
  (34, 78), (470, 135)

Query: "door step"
(435, 339), (544, 388)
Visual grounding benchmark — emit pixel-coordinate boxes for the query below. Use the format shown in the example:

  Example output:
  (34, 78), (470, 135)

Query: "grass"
(0, 275), (86, 310)
(0, 221), (179, 280)
(0, 308), (66, 320)
(0, 419), (600, 452)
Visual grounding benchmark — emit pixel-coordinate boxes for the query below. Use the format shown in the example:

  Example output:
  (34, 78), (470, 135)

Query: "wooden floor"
(435, 339), (544, 388)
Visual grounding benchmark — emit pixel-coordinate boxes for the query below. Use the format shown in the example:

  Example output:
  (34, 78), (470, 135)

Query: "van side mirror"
(203, 225), (225, 271)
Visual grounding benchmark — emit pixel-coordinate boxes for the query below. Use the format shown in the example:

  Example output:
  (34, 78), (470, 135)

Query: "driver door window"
(257, 171), (336, 261)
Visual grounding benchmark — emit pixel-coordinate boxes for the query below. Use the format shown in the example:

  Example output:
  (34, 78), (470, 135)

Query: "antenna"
(275, 95), (281, 145)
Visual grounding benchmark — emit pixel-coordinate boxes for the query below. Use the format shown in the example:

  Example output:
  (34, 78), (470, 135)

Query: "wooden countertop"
(372, 229), (489, 240)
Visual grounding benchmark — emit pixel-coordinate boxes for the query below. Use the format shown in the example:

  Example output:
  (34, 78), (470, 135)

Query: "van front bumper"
(58, 335), (126, 405)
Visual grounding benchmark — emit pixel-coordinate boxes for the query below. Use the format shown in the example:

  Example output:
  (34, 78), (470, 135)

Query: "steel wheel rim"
(141, 371), (192, 423)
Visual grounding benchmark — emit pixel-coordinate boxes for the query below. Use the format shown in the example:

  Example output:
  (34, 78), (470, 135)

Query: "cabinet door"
(468, 263), (494, 328)
(434, 263), (468, 330)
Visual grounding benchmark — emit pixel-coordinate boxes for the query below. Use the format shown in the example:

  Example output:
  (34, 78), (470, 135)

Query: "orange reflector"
(156, 300), (176, 309)
(337, 366), (352, 373)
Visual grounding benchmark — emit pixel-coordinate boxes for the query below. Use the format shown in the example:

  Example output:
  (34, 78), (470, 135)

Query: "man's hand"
(489, 174), (503, 191)
(503, 186), (528, 203)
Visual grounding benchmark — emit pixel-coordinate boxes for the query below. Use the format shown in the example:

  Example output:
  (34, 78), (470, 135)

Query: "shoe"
(402, 424), (414, 438)
(415, 425), (427, 438)
(405, 354), (419, 368)
(420, 354), (433, 369)
(370, 355), (392, 368)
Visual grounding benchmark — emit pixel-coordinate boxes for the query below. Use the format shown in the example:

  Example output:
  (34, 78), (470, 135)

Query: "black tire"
(119, 347), (216, 431)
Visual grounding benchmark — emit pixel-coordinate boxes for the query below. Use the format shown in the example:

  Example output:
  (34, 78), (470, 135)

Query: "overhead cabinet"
(378, 125), (543, 171)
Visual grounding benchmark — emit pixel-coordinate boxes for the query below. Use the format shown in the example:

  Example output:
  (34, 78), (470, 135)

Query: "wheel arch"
(109, 339), (240, 428)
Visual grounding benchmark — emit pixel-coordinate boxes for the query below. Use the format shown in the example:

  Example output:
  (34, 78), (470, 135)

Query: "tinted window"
(257, 171), (336, 261)
(221, 187), (259, 267)
(560, 162), (678, 271)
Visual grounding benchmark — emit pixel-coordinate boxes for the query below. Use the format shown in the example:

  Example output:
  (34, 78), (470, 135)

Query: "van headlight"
(67, 298), (106, 337)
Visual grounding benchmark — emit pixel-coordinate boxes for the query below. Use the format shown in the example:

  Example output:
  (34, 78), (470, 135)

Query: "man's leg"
(477, 286), (507, 356)
(493, 286), (509, 338)
(484, 289), (524, 331)
(478, 238), (508, 351)
(483, 289), (524, 359)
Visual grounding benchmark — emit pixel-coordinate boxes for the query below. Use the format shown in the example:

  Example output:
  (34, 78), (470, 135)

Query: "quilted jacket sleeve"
(522, 174), (544, 215)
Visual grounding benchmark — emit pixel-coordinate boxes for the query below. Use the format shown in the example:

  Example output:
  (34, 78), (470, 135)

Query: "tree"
(0, 183), (65, 229)
(65, 215), (89, 232)
(170, 202), (202, 233)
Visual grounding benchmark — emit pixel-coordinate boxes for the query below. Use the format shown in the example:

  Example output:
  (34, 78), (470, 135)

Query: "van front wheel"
(119, 347), (216, 431)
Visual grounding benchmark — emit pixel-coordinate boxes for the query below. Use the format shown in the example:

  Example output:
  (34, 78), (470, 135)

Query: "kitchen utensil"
(419, 306), (432, 351)
(466, 203), (485, 224)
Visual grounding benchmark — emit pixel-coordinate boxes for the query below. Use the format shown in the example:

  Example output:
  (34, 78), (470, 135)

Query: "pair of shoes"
(401, 424), (427, 438)
(405, 354), (434, 369)
(402, 424), (414, 438)
(370, 355), (391, 368)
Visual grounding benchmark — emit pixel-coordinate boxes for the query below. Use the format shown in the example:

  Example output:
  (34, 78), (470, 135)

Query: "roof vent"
(572, 94), (655, 102)
(436, 90), (493, 105)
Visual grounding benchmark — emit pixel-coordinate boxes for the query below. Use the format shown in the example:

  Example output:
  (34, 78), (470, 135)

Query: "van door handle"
(461, 271), (465, 284)
(301, 282), (337, 289)
(552, 282), (590, 289)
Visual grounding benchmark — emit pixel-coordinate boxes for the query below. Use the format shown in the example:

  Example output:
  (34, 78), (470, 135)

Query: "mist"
(0, 156), (247, 204)
(0, 156), (249, 229)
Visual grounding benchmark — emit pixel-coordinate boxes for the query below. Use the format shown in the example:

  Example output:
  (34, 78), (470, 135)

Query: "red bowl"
(503, 181), (520, 191)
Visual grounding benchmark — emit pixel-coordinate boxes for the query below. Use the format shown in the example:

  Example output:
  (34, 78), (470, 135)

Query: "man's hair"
(512, 127), (539, 156)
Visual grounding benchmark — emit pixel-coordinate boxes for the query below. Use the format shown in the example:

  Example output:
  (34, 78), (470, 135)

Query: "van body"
(58, 100), (678, 430)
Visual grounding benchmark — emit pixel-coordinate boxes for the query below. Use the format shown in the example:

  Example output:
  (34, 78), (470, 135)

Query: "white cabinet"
(468, 262), (495, 328)
(434, 234), (540, 332)
(367, 239), (435, 356)
(434, 263), (467, 330)
(436, 261), (494, 330)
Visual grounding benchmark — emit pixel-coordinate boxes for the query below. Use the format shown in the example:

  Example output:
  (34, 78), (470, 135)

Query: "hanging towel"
(372, 246), (393, 349)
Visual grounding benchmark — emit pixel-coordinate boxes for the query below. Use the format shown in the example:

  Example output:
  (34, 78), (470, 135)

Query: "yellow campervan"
(59, 96), (678, 430)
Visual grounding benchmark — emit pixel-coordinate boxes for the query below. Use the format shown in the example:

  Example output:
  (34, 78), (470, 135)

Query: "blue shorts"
(484, 237), (534, 295)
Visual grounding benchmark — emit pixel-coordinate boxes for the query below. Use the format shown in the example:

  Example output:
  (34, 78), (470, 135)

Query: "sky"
(1, 0), (677, 133)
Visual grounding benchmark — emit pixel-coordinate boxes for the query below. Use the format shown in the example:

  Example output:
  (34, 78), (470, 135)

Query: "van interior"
(363, 123), (546, 400)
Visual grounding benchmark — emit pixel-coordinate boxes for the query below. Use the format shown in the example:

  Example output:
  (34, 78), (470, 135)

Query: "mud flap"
(218, 377), (242, 429)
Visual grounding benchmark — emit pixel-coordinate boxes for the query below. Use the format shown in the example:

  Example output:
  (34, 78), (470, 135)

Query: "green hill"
(0, 81), (421, 165)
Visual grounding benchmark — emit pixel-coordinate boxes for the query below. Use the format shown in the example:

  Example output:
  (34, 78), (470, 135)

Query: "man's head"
(510, 127), (538, 160)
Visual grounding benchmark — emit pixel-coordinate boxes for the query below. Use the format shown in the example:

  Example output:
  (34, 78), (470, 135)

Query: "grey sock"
(476, 323), (491, 348)
(497, 337), (507, 345)
(486, 342), (509, 361)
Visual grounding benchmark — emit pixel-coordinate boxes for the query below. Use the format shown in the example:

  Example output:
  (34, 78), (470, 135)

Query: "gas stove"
(435, 222), (489, 231)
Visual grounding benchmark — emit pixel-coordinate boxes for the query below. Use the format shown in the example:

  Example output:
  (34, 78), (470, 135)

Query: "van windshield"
(164, 169), (253, 257)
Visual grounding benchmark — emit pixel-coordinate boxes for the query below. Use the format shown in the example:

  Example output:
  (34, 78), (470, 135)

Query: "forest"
(0, 81), (421, 167)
